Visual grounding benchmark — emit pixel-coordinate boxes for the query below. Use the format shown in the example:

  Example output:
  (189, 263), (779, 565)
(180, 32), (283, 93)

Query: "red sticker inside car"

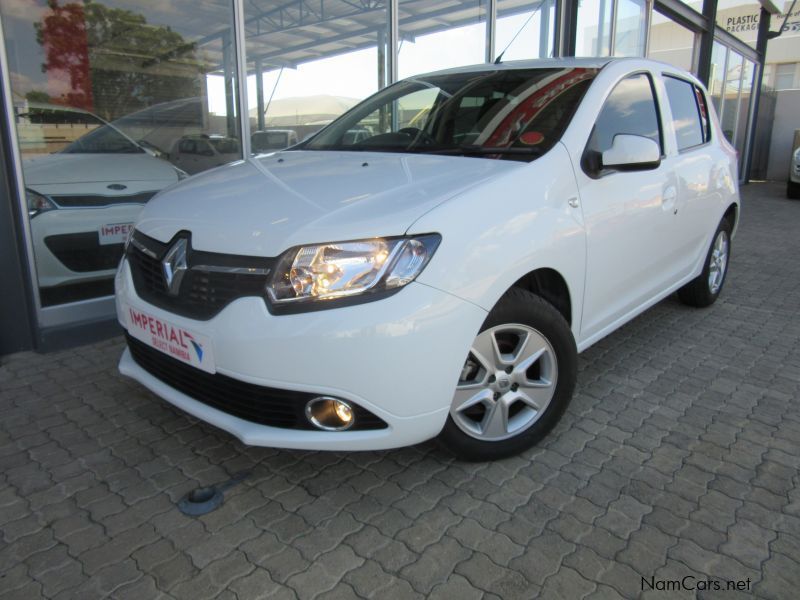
(520, 132), (545, 145)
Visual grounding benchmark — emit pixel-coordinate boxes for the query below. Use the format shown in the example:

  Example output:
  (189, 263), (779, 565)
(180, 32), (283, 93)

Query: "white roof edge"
(760, 0), (782, 15)
(410, 57), (619, 79)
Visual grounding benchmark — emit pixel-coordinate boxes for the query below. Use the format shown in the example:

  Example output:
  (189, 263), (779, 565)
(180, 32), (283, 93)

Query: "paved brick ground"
(2, 182), (799, 600)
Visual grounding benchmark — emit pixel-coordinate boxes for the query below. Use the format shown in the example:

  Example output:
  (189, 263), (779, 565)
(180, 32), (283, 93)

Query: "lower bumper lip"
(119, 347), (449, 450)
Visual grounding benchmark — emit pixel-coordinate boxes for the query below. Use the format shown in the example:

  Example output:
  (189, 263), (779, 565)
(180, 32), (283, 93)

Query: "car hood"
(135, 150), (522, 256)
(23, 153), (179, 185)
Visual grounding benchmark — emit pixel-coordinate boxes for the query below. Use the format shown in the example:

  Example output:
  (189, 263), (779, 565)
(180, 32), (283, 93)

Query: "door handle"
(662, 185), (677, 214)
(568, 197), (579, 208)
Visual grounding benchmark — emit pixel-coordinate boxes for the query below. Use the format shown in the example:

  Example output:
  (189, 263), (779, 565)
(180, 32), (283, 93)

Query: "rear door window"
(664, 76), (706, 151)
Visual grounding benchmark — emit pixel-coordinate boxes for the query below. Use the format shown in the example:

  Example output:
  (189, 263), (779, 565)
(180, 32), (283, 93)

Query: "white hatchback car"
(116, 58), (739, 460)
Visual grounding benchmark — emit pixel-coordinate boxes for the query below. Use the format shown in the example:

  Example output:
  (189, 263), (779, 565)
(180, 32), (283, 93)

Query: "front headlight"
(267, 234), (440, 307)
(793, 148), (800, 162)
(26, 189), (56, 218)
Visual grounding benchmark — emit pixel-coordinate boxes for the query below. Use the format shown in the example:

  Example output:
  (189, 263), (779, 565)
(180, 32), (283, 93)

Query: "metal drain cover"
(177, 471), (250, 516)
(178, 486), (224, 516)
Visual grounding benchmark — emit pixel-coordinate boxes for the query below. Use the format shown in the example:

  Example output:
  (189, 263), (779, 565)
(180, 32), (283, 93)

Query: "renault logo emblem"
(162, 238), (188, 296)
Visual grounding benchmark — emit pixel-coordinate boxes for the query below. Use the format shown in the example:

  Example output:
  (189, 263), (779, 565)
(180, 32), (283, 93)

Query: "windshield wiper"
(422, 145), (545, 156)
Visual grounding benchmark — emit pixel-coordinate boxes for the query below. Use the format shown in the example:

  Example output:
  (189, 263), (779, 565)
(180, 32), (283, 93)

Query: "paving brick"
(719, 518), (776, 569)
(429, 574), (483, 600)
(399, 535), (471, 594)
(509, 531), (574, 582)
(541, 565), (596, 599)
(150, 550), (196, 591)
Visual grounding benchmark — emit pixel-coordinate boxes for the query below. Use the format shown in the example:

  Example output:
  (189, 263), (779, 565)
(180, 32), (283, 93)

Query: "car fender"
(407, 143), (586, 340)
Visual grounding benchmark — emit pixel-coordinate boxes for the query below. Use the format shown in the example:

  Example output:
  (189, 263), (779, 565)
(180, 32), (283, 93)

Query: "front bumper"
(115, 259), (487, 450)
(32, 205), (144, 288)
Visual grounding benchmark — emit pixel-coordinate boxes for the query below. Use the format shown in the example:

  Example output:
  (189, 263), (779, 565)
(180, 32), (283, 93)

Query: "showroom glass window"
(0, 0), (242, 307)
(648, 9), (698, 73)
(664, 76), (706, 151)
(576, 0), (614, 56)
(586, 73), (662, 155)
(243, 1), (387, 152)
(734, 58), (755, 159)
(495, 0), (556, 61)
(398, 0), (486, 79)
(709, 41), (727, 116)
(721, 50), (744, 144)
(613, 0), (647, 57)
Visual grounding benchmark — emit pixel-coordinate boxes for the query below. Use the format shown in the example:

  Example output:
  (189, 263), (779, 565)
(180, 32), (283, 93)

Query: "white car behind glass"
(20, 105), (184, 300)
(116, 58), (739, 460)
(170, 134), (241, 174)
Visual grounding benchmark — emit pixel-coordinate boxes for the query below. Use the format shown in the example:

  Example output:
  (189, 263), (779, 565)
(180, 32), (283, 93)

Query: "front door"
(576, 72), (678, 342)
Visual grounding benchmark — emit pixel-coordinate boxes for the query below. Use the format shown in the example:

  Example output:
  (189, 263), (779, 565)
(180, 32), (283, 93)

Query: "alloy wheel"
(708, 229), (729, 294)
(450, 324), (558, 441)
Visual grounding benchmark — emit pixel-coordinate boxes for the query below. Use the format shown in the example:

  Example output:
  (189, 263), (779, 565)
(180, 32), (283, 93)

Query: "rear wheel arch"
(723, 202), (738, 231)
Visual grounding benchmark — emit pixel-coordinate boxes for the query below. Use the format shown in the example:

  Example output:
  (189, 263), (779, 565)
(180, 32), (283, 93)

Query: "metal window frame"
(0, 10), (39, 322)
(233, 0), (251, 158)
(389, 0), (398, 84)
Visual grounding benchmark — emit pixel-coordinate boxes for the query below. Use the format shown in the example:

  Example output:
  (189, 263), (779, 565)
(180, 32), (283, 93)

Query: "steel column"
(556, 0), (579, 57)
(742, 8), (771, 183)
(388, 0), (399, 84)
(696, 0), (717, 86)
(255, 59), (265, 131)
(486, 0), (497, 62)
(233, 0), (252, 157)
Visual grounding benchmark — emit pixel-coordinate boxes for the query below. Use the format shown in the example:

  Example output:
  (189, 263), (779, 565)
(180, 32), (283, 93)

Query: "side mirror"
(601, 134), (661, 171)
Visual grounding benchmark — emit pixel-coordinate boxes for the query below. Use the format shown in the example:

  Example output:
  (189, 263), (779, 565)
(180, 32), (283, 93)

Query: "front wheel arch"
(510, 267), (573, 327)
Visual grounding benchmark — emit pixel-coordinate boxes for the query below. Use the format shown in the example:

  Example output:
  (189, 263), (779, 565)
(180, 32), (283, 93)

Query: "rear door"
(659, 75), (719, 270)
(576, 72), (678, 341)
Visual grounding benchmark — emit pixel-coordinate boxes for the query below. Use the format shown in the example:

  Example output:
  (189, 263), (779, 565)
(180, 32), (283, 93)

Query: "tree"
(36, 0), (204, 120)
(25, 90), (52, 104)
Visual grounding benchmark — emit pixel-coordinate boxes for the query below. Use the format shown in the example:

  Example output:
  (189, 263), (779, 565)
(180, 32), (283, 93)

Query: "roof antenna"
(493, 3), (543, 64)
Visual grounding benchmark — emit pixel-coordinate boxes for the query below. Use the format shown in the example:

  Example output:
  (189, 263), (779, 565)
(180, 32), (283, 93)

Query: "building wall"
(767, 89), (800, 181)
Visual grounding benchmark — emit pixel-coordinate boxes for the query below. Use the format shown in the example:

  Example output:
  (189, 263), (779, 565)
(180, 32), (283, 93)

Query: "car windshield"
(61, 124), (143, 154)
(18, 106), (144, 154)
(302, 67), (598, 161)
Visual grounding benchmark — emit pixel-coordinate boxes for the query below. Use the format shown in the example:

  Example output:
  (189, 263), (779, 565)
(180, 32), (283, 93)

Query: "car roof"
(410, 57), (628, 79)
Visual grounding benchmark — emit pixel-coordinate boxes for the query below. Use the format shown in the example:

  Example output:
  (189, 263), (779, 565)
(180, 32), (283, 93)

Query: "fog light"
(305, 397), (355, 431)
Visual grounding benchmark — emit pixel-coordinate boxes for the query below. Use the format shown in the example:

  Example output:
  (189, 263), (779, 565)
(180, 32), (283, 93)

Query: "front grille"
(44, 232), (124, 272)
(126, 333), (387, 431)
(52, 191), (158, 208)
(127, 230), (274, 320)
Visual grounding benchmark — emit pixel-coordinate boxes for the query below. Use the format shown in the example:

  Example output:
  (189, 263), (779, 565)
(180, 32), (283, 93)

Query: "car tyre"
(788, 180), (800, 200)
(439, 288), (577, 461)
(677, 216), (732, 308)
